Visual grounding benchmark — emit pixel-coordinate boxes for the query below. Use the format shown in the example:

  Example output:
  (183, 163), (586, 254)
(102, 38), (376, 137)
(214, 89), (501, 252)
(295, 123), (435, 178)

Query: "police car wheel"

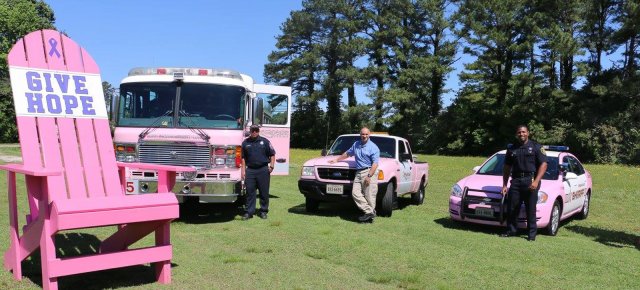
(411, 179), (425, 205)
(545, 201), (561, 236)
(305, 197), (320, 212)
(378, 183), (394, 217)
(578, 191), (590, 220)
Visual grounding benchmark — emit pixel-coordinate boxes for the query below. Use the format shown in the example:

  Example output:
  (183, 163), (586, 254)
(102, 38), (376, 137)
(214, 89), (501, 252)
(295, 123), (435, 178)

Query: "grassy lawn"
(0, 147), (638, 289)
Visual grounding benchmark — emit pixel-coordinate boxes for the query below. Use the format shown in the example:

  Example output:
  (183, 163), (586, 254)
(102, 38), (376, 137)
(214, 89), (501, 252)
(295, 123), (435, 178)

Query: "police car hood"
(457, 174), (504, 197)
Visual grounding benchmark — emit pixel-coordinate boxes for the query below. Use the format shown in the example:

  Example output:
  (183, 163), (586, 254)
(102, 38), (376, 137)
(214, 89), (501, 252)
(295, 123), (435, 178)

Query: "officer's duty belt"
(512, 172), (534, 178)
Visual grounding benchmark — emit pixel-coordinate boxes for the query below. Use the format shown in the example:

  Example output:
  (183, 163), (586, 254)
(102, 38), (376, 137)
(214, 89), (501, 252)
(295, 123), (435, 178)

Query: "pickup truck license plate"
(475, 207), (494, 217)
(326, 184), (344, 194)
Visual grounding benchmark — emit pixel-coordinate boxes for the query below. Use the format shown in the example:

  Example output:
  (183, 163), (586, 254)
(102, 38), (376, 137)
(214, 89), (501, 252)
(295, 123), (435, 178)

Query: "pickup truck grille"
(139, 143), (210, 167)
(317, 168), (356, 181)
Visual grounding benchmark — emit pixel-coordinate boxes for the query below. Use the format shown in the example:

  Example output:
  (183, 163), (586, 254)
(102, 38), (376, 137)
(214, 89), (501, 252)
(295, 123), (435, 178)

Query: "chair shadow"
(565, 225), (640, 250)
(22, 232), (179, 289)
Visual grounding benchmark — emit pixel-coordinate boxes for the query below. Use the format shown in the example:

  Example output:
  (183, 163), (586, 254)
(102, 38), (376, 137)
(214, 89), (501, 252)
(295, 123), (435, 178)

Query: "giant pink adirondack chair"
(0, 30), (193, 289)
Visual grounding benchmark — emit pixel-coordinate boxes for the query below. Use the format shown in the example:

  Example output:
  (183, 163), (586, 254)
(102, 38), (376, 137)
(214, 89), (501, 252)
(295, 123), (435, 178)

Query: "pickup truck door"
(397, 140), (413, 194)
(252, 84), (291, 175)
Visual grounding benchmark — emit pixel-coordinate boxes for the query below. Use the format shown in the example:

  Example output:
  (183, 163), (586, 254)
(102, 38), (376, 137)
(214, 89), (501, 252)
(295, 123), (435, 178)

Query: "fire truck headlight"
(215, 158), (225, 166)
(301, 166), (314, 176)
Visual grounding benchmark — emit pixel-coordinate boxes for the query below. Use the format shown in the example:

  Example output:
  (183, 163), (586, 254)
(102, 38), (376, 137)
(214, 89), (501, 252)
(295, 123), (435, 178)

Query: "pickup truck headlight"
(451, 184), (463, 197)
(537, 191), (548, 204)
(301, 166), (314, 176)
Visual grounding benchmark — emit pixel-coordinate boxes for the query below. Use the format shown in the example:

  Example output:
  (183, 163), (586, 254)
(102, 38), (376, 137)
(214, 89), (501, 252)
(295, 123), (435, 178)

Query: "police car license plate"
(326, 184), (343, 194)
(475, 207), (494, 217)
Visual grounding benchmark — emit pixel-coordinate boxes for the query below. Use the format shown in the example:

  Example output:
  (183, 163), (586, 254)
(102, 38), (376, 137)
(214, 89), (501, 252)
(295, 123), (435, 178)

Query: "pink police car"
(449, 146), (592, 236)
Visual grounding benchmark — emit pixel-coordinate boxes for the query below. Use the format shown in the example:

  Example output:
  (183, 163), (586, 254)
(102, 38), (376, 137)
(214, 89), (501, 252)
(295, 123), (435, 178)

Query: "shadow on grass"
(433, 217), (504, 236)
(566, 225), (640, 250)
(21, 233), (178, 289)
(177, 202), (242, 224)
(288, 201), (362, 222)
(287, 197), (416, 223)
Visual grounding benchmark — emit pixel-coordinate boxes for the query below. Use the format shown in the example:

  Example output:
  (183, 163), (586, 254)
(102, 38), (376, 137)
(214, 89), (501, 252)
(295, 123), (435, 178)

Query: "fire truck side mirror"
(252, 97), (264, 125)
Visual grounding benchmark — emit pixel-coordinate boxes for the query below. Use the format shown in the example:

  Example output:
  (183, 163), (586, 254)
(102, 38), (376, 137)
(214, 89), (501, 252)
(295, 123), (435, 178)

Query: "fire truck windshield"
(117, 82), (246, 129)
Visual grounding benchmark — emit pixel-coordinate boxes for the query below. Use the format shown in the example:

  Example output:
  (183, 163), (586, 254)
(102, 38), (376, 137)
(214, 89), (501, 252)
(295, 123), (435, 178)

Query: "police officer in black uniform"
(500, 125), (547, 241)
(241, 124), (276, 220)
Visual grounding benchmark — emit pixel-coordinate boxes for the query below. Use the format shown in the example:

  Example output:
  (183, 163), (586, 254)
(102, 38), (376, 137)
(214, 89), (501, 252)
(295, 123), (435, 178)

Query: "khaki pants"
(352, 169), (378, 214)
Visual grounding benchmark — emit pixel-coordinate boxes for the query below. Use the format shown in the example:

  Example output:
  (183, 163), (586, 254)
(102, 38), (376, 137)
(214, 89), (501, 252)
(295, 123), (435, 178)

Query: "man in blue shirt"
(329, 127), (380, 223)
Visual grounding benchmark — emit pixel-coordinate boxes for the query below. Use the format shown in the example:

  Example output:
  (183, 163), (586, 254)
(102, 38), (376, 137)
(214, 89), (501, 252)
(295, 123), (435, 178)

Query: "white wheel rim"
(551, 205), (559, 233)
(583, 195), (589, 215)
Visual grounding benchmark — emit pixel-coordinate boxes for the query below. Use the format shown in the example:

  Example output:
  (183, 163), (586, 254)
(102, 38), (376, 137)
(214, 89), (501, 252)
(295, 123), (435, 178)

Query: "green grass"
(0, 147), (638, 289)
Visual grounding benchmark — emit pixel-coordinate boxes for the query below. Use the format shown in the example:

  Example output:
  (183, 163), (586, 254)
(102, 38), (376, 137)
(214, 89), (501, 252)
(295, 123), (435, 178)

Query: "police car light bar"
(543, 145), (569, 151)
(128, 67), (243, 80)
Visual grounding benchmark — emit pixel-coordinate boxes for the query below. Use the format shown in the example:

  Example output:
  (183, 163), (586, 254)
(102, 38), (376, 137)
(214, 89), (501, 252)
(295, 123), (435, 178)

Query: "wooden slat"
(7, 38), (27, 66)
(36, 118), (67, 200)
(41, 30), (66, 70)
(23, 31), (48, 69)
(56, 118), (87, 199)
(80, 47), (100, 74)
(49, 245), (172, 278)
(94, 119), (121, 196)
(75, 119), (105, 197)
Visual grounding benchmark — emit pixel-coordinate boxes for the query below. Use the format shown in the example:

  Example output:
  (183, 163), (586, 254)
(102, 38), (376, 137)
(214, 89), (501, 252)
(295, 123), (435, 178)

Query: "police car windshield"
(477, 154), (559, 180)
(328, 136), (396, 158)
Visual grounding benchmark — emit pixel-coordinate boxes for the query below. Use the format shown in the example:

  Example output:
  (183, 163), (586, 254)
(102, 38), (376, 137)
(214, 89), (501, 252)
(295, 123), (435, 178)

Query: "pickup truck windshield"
(477, 154), (559, 180)
(328, 136), (396, 158)
(118, 82), (246, 129)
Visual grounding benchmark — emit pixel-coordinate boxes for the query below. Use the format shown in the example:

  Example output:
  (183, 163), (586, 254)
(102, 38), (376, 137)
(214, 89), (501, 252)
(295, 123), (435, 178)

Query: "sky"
(45, 0), (464, 107)
(45, 0), (303, 89)
(44, 1), (622, 108)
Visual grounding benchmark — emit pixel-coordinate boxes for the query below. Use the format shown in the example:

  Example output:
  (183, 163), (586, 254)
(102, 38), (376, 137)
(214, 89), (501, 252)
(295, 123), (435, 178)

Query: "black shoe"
(241, 214), (253, 220)
(527, 236), (536, 241)
(258, 212), (268, 219)
(358, 213), (375, 223)
(499, 231), (516, 238)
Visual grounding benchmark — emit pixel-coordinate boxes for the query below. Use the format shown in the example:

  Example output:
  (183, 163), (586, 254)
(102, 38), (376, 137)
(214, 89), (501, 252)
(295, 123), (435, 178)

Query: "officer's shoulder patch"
(507, 143), (514, 150)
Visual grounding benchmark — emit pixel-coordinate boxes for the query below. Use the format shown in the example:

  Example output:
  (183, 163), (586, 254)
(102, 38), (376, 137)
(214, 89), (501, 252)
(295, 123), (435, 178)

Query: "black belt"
(512, 172), (535, 178)
(357, 167), (371, 171)
(247, 164), (268, 169)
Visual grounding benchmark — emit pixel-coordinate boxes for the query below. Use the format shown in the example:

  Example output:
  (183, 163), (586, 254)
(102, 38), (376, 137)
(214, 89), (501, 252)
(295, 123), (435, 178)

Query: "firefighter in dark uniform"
(500, 125), (547, 241)
(241, 124), (276, 220)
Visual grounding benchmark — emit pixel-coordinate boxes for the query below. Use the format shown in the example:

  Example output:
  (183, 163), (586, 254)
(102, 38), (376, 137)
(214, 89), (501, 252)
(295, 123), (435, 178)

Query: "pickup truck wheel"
(378, 183), (394, 217)
(411, 180), (425, 205)
(305, 197), (319, 212)
(545, 201), (561, 236)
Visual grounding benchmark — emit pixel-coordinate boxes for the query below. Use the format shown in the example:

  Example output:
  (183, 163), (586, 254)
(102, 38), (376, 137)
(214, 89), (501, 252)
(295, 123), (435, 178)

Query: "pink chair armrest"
(0, 163), (62, 176)
(116, 162), (196, 172)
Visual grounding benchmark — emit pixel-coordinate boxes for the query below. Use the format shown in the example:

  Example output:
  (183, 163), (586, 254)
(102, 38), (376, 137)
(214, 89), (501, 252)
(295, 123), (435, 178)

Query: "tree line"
(265, 0), (640, 164)
(1, 1), (638, 164)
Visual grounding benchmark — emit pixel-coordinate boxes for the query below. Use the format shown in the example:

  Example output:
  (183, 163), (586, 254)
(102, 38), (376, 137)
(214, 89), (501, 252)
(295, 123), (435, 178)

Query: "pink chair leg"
(40, 217), (58, 290)
(7, 171), (22, 280)
(154, 222), (171, 284)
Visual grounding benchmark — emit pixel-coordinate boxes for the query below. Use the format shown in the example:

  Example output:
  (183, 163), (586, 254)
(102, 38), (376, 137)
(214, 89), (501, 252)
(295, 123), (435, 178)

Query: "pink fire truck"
(111, 67), (291, 206)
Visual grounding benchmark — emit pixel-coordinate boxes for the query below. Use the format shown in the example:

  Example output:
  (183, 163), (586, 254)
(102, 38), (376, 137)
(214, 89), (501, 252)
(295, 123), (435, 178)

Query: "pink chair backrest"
(7, 30), (121, 200)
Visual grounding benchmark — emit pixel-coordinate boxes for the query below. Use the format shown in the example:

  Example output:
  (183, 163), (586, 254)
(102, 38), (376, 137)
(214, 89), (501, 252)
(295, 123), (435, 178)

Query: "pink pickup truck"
(298, 134), (429, 216)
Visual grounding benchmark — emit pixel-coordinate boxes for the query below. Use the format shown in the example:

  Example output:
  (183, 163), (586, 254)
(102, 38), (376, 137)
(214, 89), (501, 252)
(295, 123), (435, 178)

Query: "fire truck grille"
(317, 168), (356, 181)
(139, 143), (210, 167)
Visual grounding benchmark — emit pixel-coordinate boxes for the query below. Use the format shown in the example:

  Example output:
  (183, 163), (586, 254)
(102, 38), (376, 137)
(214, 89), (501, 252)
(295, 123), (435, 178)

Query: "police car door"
(397, 140), (412, 194)
(252, 84), (291, 175)
(567, 156), (588, 214)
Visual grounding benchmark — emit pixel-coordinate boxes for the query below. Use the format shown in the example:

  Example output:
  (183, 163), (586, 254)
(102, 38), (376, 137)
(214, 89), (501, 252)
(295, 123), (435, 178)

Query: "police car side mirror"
(564, 172), (578, 180)
(472, 166), (481, 173)
(321, 148), (327, 156)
